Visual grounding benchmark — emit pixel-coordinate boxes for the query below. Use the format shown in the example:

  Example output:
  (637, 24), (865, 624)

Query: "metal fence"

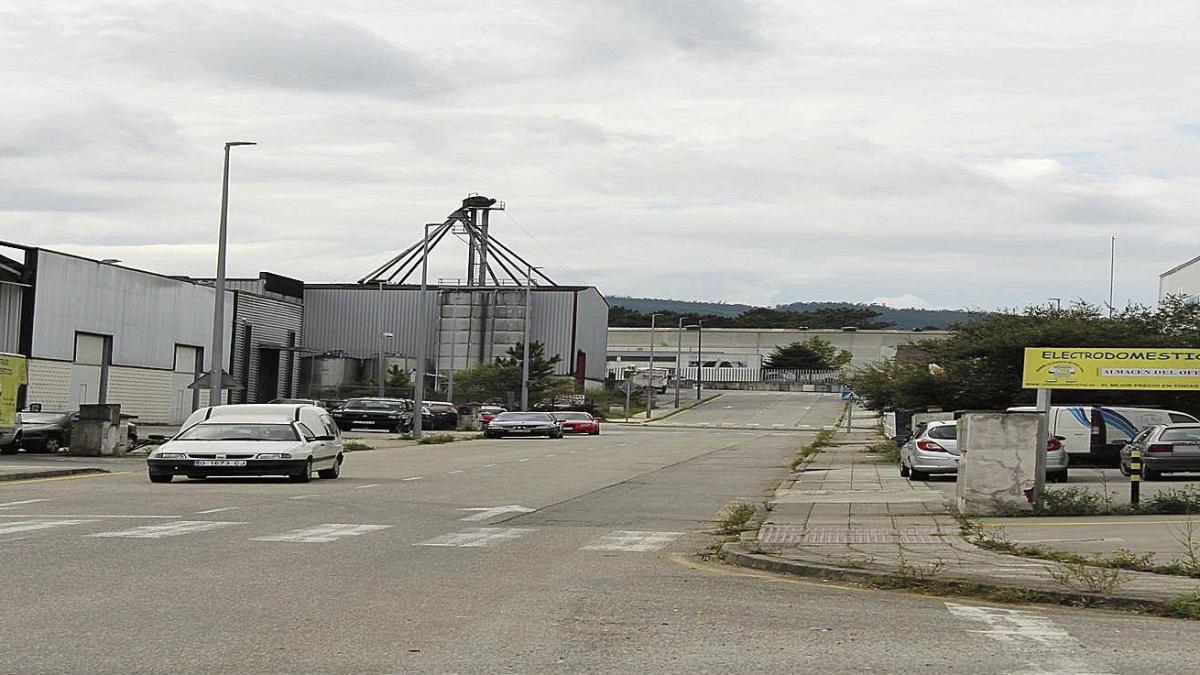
(606, 366), (840, 384)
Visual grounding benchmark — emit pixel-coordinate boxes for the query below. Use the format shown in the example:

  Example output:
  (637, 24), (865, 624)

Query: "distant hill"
(607, 296), (984, 329)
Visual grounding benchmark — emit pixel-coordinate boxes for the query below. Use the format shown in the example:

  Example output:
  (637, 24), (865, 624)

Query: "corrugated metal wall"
(30, 251), (232, 369)
(0, 283), (22, 353)
(303, 285), (607, 379)
(573, 288), (610, 379)
(232, 291), (303, 402)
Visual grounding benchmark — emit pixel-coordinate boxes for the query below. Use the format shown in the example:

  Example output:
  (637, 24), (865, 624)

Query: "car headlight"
(256, 453), (292, 460)
(156, 452), (186, 459)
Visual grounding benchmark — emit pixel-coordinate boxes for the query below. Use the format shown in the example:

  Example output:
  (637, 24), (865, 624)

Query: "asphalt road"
(651, 390), (842, 430)
(2, 391), (1199, 674)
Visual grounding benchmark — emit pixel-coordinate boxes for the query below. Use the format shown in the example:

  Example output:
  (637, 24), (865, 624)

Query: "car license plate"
(194, 460), (247, 467)
(509, 429), (530, 434)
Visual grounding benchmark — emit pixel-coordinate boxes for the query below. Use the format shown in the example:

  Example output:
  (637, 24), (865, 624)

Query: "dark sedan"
(331, 398), (410, 433)
(483, 412), (563, 439)
(426, 401), (459, 430)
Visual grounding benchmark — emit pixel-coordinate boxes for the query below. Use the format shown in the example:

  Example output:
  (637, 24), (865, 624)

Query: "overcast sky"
(3, 1), (1198, 311)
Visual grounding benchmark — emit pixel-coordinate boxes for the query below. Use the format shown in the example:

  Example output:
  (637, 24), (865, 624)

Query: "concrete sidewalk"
(607, 392), (722, 425)
(723, 429), (1200, 606)
(0, 454), (140, 482)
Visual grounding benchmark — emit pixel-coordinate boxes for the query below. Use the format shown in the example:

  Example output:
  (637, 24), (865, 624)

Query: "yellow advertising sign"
(0, 353), (27, 428)
(1023, 348), (1200, 390)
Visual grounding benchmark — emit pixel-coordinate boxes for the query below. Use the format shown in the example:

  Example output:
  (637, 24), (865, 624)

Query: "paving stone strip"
(732, 426), (1200, 605)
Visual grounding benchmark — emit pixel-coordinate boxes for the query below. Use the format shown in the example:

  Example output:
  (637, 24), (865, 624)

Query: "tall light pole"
(208, 141), (255, 407)
(413, 223), (436, 440)
(1108, 235), (1116, 318)
(378, 332), (394, 396)
(674, 316), (690, 408)
(520, 264), (540, 410)
(695, 319), (705, 400)
(646, 313), (661, 418)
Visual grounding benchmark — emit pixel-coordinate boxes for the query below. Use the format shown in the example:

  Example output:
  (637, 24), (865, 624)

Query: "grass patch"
(990, 485), (1200, 518)
(418, 433), (458, 445)
(790, 429), (835, 471)
(342, 441), (374, 452)
(717, 501), (759, 534)
(1161, 593), (1200, 620)
(867, 440), (901, 464)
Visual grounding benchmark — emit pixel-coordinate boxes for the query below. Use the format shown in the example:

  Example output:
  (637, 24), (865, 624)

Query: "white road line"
(447, 470), (464, 474)
(402, 476), (424, 481)
(945, 602), (1112, 674)
(544, 454), (556, 457)
(253, 523), (391, 543)
(581, 531), (685, 552)
(458, 505), (535, 522)
(568, 451), (577, 454)
(0, 514), (180, 519)
(195, 507), (239, 514)
(0, 519), (95, 536)
(289, 495), (312, 500)
(746, 423), (760, 427)
(772, 424), (785, 427)
(416, 527), (537, 548)
(356, 484), (381, 489)
(89, 521), (245, 539)
(0, 499), (51, 508)
(483, 464), (498, 468)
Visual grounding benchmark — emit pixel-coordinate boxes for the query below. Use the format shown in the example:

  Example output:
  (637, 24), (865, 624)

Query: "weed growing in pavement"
(1169, 515), (1200, 575)
(418, 434), (457, 445)
(835, 555), (878, 569)
(1104, 548), (1157, 570)
(1141, 486), (1200, 515)
(895, 550), (947, 582)
(1036, 486), (1107, 516)
(342, 441), (374, 452)
(1160, 593), (1200, 620)
(867, 440), (901, 464)
(717, 502), (759, 534)
(789, 429), (835, 471)
(1045, 559), (1128, 593)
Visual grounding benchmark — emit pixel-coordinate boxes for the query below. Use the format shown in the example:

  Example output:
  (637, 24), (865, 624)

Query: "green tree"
(454, 341), (563, 407)
(764, 336), (853, 370)
(496, 341), (562, 404)
(385, 365), (411, 396)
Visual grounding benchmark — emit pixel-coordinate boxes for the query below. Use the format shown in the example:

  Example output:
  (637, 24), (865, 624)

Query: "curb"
(607, 393), (723, 426)
(0, 468), (108, 482)
(718, 542), (1172, 612)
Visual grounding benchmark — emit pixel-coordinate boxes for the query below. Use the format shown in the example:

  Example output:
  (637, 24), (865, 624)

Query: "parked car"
(322, 399), (348, 411)
(14, 410), (141, 453)
(551, 411), (600, 435)
(479, 405), (507, 428)
(900, 419), (1068, 482)
(1008, 405), (1198, 465)
(331, 398), (410, 432)
(483, 412), (563, 439)
(426, 401), (459, 430)
(1119, 424), (1200, 480)
(146, 404), (344, 483)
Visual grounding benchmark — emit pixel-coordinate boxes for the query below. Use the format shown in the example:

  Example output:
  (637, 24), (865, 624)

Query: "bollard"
(1130, 447), (1141, 506)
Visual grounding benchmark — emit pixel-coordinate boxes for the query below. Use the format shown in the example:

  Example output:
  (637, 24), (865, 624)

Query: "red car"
(552, 411), (600, 435)
(479, 406), (507, 428)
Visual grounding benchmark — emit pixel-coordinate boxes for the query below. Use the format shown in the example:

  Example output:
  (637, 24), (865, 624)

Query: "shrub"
(418, 434), (457, 445)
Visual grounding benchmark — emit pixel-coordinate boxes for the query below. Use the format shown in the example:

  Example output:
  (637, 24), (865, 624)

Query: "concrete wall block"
(956, 412), (1040, 516)
(25, 359), (72, 411)
(107, 366), (174, 423)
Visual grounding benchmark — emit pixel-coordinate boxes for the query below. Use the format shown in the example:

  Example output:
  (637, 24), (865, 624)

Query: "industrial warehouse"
(2, 197), (609, 424)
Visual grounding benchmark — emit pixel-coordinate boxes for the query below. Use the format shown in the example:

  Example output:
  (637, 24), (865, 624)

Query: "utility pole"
(1108, 236), (1116, 318)
(695, 320), (704, 401)
(674, 317), (689, 408)
(208, 141), (255, 408)
(520, 264), (533, 410)
(646, 313), (661, 419)
(413, 223), (435, 440)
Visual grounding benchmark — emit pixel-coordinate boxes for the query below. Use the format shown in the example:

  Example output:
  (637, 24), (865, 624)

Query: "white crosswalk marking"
(581, 531), (685, 552)
(89, 521), (244, 539)
(0, 499), (51, 508)
(416, 527), (536, 548)
(252, 524), (391, 543)
(945, 602), (1113, 674)
(0, 519), (94, 535)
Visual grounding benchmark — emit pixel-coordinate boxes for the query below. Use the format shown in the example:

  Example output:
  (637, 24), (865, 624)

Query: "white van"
(1008, 405), (1199, 464)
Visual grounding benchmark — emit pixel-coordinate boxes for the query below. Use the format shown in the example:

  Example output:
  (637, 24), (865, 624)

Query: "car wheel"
(318, 456), (342, 479)
(899, 462), (910, 478)
(1049, 471), (1067, 483)
(148, 472), (173, 483)
(42, 436), (63, 454)
(0, 434), (17, 455)
(1118, 462), (1131, 477)
(291, 459), (313, 483)
(590, 429), (600, 435)
(1142, 467), (1159, 481)
(909, 468), (929, 481)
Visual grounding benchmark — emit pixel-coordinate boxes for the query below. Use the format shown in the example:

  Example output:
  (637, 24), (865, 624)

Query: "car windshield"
(345, 400), (401, 411)
(1160, 427), (1200, 443)
(428, 403), (455, 411)
(496, 412), (552, 422)
(927, 425), (957, 440)
(553, 412), (592, 421)
(17, 413), (65, 424)
(176, 424), (300, 442)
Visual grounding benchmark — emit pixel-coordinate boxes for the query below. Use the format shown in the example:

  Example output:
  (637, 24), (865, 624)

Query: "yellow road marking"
(0, 471), (128, 486)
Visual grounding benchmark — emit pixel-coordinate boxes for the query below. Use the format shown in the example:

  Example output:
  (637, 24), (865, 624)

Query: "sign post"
(840, 384), (857, 432)
(1033, 387), (1051, 507)
(622, 378), (636, 422)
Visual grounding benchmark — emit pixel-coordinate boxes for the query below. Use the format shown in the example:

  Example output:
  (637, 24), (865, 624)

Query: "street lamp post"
(695, 320), (705, 400)
(208, 141), (255, 408)
(413, 223), (436, 440)
(520, 264), (538, 411)
(378, 332), (394, 396)
(646, 313), (661, 418)
(674, 317), (690, 408)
